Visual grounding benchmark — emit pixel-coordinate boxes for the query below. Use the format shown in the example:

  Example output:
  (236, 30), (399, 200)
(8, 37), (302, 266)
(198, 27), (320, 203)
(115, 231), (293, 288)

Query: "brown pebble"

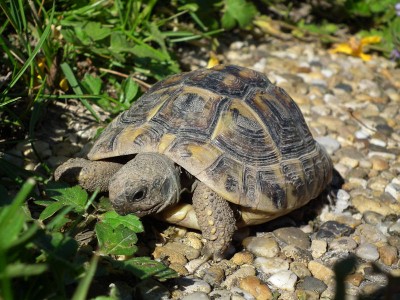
(308, 261), (334, 284)
(203, 265), (225, 286)
(378, 245), (398, 266)
(239, 276), (273, 300)
(169, 263), (188, 276)
(231, 251), (254, 266)
(346, 272), (364, 287)
(371, 156), (389, 171)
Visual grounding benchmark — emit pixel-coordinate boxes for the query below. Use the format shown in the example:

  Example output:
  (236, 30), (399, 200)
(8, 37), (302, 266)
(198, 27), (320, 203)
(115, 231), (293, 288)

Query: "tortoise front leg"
(192, 181), (236, 261)
(55, 158), (123, 192)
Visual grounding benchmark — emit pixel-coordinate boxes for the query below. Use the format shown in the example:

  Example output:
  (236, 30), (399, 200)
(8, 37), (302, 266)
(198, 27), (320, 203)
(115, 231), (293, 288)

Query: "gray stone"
(274, 227), (310, 249)
(242, 236), (280, 258)
(356, 243), (380, 261)
(181, 292), (210, 300)
(297, 276), (328, 294)
(316, 221), (354, 240)
(267, 270), (297, 291)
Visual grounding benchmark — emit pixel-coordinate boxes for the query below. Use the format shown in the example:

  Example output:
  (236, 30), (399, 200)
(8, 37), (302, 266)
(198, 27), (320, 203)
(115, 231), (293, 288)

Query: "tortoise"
(55, 64), (333, 260)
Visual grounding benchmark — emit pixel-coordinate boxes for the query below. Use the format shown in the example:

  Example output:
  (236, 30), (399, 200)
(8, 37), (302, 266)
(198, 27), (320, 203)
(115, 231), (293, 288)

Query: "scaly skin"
(54, 158), (122, 192)
(192, 181), (236, 261)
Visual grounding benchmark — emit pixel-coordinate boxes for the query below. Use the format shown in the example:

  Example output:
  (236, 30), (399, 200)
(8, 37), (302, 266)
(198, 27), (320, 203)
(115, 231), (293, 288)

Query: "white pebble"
(254, 257), (289, 275)
(315, 136), (340, 155)
(356, 243), (379, 261)
(385, 182), (400, 201)
(267, 270), (297, 291)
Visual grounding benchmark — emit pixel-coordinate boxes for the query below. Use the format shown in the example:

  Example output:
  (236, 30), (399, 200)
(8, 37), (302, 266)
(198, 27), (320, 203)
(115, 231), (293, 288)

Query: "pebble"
(222, 265), (256, 289)
(176, 277), (212, 295)
(355, 243), (380, 261)
(267, 270), (297, 291)
(378, 245), (398, 266)
(181, 292), (210, 300)
(308, 261), (334, 284)
(282, 245), (313, 263)
(311, 239), (327, 259)
(385, 180), (400, 201)
(316, 221), (354, 240)
(254, 257), (289, 275)
(203, 265), (225, 286)
(315, 136), (340, 155)
(273, 227), (310, 249)
(296, 276), (328, 294)
(242, 236), (279, 258)
(239, 276), (273, 300)
(231, 251), (254, 266)
(329, 237), (358, 251)
(290, 262), (311, 278)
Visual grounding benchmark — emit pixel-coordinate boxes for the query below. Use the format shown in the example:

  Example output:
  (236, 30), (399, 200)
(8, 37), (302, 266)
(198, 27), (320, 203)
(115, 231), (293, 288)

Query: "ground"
(7, 36), (400, 299)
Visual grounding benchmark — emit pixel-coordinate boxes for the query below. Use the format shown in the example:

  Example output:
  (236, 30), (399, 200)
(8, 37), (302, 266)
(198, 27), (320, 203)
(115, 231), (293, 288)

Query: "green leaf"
(99, 211), (144, 233)
(110, 32), (131, 52)
(46, 183), (88, 214)
(95, 223), (138, 255)
(221, 0), (257, 29)
(82, 74), (102, 95)
(0, 178), (35, 251)
(0, 262), (47, 279)
(39, 201), (65, 221)
(111, 257), (178, 281)
(83, 22), (112, 41)
(120, 77), (139, 105)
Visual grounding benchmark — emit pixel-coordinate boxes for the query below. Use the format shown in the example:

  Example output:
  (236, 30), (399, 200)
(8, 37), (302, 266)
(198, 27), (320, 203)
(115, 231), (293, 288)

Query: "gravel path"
(6, 37), (400, 299)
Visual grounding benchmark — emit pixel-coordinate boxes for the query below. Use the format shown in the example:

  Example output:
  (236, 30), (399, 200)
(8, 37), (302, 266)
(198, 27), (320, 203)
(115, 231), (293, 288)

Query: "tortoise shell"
(88, 64), (332, 215)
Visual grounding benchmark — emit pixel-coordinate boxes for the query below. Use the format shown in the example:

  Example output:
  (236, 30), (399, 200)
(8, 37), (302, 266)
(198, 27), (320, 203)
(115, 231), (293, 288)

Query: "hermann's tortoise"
(55, 64), (333, 260)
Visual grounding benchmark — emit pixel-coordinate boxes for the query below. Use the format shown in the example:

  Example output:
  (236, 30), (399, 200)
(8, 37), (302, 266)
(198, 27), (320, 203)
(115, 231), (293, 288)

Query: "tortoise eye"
(129, 187), (147, 202)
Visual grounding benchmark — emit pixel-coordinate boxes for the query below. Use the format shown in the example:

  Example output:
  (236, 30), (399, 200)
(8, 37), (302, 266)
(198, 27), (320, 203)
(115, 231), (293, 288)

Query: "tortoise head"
(109, 153), (180, 217)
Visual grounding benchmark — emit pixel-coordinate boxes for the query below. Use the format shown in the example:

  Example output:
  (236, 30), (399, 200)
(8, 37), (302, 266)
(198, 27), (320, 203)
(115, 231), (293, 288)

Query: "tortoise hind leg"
(192, 181), (236, 261)
(54, 158), (122, 192)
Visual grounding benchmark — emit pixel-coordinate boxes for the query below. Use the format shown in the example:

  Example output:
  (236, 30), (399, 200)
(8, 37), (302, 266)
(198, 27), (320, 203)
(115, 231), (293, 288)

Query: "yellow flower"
(207, 52), (220, 68)
(330, 36), (381, 61)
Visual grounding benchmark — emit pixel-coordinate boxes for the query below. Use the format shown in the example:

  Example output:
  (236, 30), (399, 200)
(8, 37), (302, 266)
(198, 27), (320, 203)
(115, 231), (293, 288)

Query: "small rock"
(239, 276), (273, 300)
(385, 181), (400, 201)
(371, 156), (389, 171)
(315, 136), (340, 155)
(176, 277), (211, 295)
(296, 276), (328, 294)
(231, 251), (254, 266)
(316, 221), (354, 240)
(354, 224), (387, 245)
(230, 287), (255, 300)
(352, 195), (400, 216)
(345, 273), (364, 287)
(290, 262), (311, 278)
(363, 211), (384, 225)
(311, 240), (327, 259)
(254, 257), (289, 275)
(185, 258), (209, 274)
(203, 265), (225, 286)
(181, 292), (210, 300)
(355, 243), (379, 261)
(222, 265), (256, 289)
(388, 221), (400, 235)
(209, 289), (232, 300)
(169, 263), (189, 276)
(153, 245), (187, 265)
(308, 261), (334, 284)
(368, 177), (389, 192)
(282, 245), (313, 264)
(339, 157), (359, 168)
(242, 236), (280, 258)
(267, 270), (297, 291)
(329, 237), (358, 251)
(273, 227), (310, 249)
(378, 245), (398, 266)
